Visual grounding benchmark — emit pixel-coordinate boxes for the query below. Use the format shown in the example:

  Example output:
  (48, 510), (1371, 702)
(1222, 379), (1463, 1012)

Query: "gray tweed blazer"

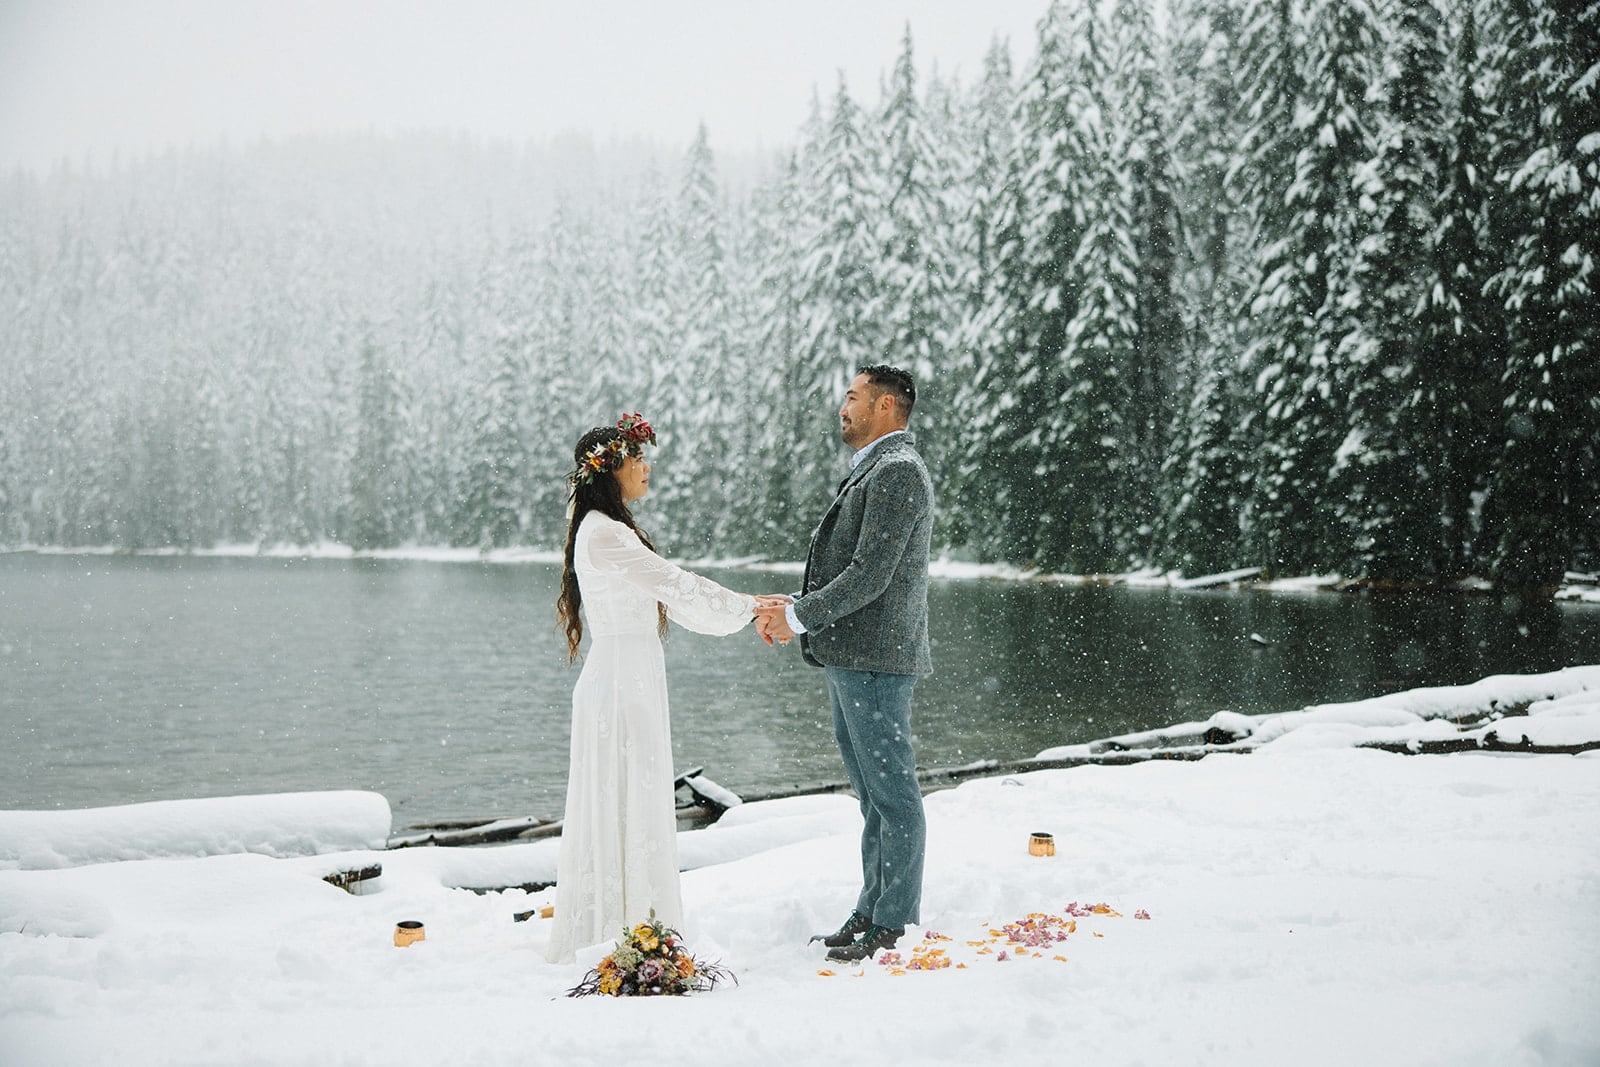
(793, 433), (934, 677)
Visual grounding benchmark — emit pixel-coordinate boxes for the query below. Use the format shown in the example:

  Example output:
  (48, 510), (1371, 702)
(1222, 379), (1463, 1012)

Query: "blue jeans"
(825, 666), (925, 929)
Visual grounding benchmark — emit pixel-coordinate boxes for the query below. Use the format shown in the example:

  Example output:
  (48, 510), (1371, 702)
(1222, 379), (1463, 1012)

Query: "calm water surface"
(3, 553), (1596, 828)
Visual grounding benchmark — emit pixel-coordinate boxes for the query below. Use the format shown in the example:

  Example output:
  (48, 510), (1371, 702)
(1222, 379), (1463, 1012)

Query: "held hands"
(752, 595), (796, 647)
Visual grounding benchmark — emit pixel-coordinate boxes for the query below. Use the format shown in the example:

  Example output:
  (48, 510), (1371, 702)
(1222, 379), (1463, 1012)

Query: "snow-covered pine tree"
(1112, 0), (1184, 561)
(153, 339), (226, 549)
(712, 185), (773, 557)
(455, 229), (535, 549)
(409, 267), (469, 545)
(739, 151), (806, 556)
(526, 201), (598, 547)
(349, 333), (409, 549)
(792, 77), (882, 522)
(964, 39), (1018, 326)
(0, 423), (12, 546)
(920, 65), (978, 548)
(944, 36), (1016, 555)
(630, 164), (684, 427)
(572, 199), (631, 424)
(44, 215), (124, 547)
(875, 26), (955, 493)
(229, 365), (271, 546)
(261, 379), (314, 547)
(968, 0), (1093, 566)
(1046, 0), (1140, 571)
(464, 329), (530, 550)
(1241, 0), (1376, 575)
(1157, 0), (1252, 575)
(1479, 0), (1600, 589)
(1331, 0), (1447, 582)
(741, 92), (835, 558)
(650, 124), (738, 554)
(418, 245), (485, 547)
(1231, 0), (1307, 570)
(0, 178), (23, 545)
(1416, 0), (1502, 578)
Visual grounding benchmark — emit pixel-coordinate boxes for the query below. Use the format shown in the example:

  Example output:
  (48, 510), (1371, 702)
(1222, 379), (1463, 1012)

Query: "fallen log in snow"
(0, 791), (391, 870)
(1170, 567), (1263, 589)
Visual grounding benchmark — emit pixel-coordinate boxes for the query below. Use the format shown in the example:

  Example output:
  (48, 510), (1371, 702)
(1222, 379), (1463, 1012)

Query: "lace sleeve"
(587, 521), (755, 636)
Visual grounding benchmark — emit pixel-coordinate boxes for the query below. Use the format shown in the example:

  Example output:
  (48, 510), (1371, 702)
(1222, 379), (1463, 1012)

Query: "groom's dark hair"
(857, 364), (915, 419)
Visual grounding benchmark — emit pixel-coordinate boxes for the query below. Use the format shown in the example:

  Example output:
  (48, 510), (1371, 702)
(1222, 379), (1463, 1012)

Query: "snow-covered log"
(680, 773), (743, 814)
(1170, 567), (1263, 589)
(0, 791), (391, 870)
(389, 816), (556, 849)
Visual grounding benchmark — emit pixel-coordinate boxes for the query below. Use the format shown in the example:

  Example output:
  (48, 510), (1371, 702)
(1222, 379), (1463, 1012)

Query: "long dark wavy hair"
(557, 425), (668, 663)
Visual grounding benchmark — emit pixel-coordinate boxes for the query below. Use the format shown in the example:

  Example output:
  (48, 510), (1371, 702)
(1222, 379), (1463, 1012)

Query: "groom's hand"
(753, 599), (795, 645)
(756, 612), (795, 645)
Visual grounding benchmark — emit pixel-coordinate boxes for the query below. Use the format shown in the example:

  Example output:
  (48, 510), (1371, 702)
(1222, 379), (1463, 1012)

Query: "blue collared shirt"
(849, 428), (906, 469)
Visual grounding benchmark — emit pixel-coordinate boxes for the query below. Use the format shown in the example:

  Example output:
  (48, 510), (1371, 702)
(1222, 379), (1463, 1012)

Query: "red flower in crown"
(618, 412), (656, 448)
(568, 413), (656, 489)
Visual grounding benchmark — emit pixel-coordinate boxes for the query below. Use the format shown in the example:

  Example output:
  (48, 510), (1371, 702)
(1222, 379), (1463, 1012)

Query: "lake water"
(3, 552), (1597, 829)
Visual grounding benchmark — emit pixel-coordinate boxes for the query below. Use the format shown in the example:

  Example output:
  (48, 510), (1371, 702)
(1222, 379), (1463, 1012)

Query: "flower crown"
(568, 412), (656, 488)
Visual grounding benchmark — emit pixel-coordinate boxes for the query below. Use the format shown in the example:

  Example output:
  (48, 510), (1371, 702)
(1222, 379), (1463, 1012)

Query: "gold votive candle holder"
(394, 920), (426, 947)
(1028, 832), (1056, 857)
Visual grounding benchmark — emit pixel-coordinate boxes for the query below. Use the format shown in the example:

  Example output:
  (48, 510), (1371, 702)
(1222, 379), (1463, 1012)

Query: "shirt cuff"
(785, 602), (807, 635)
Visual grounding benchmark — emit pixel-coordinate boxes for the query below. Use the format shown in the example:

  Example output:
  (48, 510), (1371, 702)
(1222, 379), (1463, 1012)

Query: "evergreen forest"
(2, 0), (1596, 589)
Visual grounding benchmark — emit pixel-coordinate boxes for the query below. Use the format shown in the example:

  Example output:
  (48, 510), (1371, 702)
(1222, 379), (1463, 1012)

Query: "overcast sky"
(0, 0), (1052, 174)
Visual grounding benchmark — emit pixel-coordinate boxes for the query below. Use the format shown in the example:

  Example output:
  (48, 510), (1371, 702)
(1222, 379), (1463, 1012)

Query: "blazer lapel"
(837, 433), (910, 496)
(817, 433), (915, 531)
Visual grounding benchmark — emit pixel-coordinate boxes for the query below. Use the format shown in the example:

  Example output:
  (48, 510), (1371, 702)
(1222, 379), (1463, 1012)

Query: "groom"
(756, 364), (934, 962)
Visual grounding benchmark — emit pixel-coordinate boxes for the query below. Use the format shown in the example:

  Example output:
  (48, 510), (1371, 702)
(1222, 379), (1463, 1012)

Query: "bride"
(545, 413), (765, 964)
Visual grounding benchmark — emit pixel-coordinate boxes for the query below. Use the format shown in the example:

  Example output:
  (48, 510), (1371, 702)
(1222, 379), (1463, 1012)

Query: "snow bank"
(379, 795), (864, 894)
(1255, 572), (1343, 593)
(1251, 665), (1600, 748)
(1038, 664), (1600, 759)
(928, 558), (1040, 581)
(0, 791), (391, 871)
(678, 795), (859, 872)
(1487, 689), (1600, 747)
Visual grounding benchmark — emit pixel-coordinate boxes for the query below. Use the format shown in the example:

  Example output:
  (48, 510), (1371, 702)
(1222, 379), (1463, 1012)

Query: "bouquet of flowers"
(566, 912), (735, 998)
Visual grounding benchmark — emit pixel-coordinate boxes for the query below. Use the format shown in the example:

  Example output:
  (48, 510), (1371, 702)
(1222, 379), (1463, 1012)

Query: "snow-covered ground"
(3, 669), (1599, 1066)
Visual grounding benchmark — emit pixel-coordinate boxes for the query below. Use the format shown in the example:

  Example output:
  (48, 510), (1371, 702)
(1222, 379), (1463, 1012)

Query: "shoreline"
(6, 542), (1599, 603)
(404, 662), (1600, 844)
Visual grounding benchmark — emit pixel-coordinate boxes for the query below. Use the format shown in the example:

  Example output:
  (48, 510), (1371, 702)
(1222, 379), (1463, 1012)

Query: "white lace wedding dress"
(544, 511), (755, 964)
